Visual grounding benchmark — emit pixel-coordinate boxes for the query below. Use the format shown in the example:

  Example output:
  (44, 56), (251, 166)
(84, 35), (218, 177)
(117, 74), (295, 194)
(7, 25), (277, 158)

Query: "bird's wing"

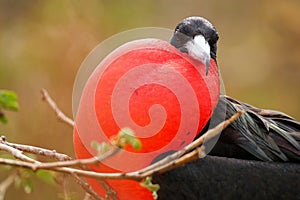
(210, 95), (300, 162)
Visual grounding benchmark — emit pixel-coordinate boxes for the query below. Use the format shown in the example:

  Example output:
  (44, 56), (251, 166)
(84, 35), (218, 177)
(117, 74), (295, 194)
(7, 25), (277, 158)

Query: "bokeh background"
(0, 0), (299, 199)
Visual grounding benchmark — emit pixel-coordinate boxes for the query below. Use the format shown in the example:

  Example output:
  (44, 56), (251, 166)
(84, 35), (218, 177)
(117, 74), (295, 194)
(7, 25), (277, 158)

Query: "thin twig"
(72, 174), (104, 200)
(0, 111), (243, 182)
(0, 158), (138, 180)
(1, 136), (72, 161)
(144, 146), (206, 176)
(41, 89), (74, 127)
(0, 172), (17, 200)
(137, 111), (244, 176)
(0, 137), (38, 163)
(35, 89), (120, 199)
(97, 180), (118, 200)
(31, 147), (121, 170)
(83, 193), (92, 200)
(0, 89), (243, 200)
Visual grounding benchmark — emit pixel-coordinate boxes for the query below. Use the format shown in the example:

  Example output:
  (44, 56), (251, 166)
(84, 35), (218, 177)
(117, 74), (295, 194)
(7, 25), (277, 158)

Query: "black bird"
(153, 16), (300, 200)
(170, 16), (300, 162)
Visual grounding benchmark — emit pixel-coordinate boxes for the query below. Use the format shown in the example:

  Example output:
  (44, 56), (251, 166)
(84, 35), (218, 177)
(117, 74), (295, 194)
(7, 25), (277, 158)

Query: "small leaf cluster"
(15, 169), (55, 194)
(91, 141), (111, 155)
(140, 176), (160, 199)
(92, 128), (142, 154)
(0, 90), (19, 123)
(113, 128), (142, 150)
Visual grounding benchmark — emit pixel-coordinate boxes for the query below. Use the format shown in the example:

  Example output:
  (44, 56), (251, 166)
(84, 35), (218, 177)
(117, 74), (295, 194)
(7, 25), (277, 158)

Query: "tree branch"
(41, 88), (120, 199)
(137, 110), (243, 176)
(0, 89), (243, 200)
(0, 111), (242, 182)
(1, 136), (72, 161)
(31, 147), (121, 170)
(0, 172), (17, 200)
(72, 174), (104, 200)
(0, 136), (38, 163)
(41, 89), (74, 127)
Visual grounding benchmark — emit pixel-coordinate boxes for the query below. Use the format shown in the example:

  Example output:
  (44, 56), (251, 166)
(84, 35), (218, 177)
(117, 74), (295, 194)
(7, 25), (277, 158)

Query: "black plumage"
(209, 95), (300, 162)
(170, 16), (300, 162)
(153, 16), (300, 200)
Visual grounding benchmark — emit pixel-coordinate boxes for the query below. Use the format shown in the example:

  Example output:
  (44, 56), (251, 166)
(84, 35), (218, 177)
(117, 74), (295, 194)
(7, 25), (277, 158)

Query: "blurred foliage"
(140, 176), (160, 200)
(0, 90), (19, 123)
(91, 127), (141, 155)
(112, 128), (142, 150)
(0, 0), (299, 199)
(0, 161), (57, 199)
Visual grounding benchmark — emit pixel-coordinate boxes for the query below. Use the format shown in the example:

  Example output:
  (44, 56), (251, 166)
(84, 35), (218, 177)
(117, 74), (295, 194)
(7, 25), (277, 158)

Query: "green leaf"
(14, 170), (35, 194)
(140, 177), (160, 199)
(0, 90), (19, 111)
(91, 141), (111, 154)
(119, 127), (134, 137)
(91, 140), (100, 151)
(14, 176), (22, 188)
(118, 128), (142, 150)
(130, 138), (142, 150)
(0, 115), (8, 124)
(36, 170), (56, 185)
(23, 179), (34, 194)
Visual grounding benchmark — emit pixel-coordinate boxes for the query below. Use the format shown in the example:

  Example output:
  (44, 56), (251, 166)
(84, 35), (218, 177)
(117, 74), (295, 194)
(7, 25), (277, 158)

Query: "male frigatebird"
(170, 16), (300, 162)
(153, 16), (300, 200)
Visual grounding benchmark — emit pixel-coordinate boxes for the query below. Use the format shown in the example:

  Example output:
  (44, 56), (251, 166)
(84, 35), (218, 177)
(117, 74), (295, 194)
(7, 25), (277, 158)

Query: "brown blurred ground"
(0, 0), (299, 199)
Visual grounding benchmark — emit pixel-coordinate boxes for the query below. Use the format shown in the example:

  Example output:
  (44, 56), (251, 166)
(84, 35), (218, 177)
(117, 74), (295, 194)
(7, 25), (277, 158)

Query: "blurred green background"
(0, 0), (299, 199)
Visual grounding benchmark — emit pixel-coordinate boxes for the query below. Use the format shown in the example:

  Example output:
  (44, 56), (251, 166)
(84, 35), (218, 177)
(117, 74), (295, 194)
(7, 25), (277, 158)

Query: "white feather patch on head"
(185, 34), (210, 64)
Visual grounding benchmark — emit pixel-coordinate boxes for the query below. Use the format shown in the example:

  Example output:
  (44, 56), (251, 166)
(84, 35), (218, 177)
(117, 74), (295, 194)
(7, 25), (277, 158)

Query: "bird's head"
(170, 16), (219, 74)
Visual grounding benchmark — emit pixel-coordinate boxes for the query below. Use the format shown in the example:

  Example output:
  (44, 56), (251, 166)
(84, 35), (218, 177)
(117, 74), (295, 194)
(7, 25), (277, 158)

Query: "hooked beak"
(205, 58), (210, 75)
(185, 35), (211, 75)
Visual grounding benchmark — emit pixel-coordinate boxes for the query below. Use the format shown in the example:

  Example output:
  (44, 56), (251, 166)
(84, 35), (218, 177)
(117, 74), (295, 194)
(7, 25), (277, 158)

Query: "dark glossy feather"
(159, 16), (300, 200)
(208, 95), (300, 162)
(153, 155), (300, 200)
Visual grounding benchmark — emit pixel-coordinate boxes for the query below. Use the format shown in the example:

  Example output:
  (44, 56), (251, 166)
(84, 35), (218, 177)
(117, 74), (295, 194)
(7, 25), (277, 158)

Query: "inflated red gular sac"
(73, 17), (220, 199)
